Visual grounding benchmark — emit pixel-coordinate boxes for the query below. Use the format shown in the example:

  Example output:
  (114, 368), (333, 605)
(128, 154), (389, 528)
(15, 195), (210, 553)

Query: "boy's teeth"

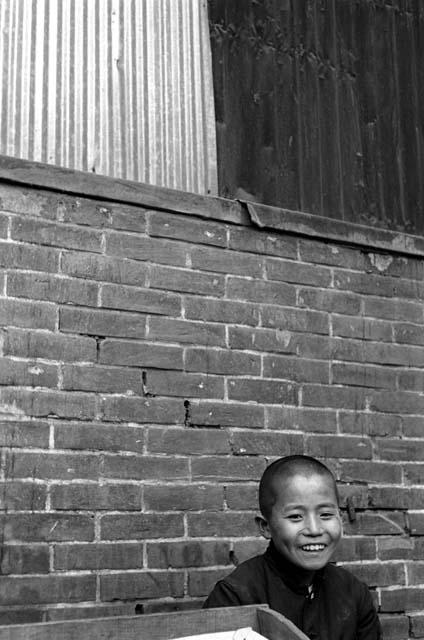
(301, 544), (325, 551)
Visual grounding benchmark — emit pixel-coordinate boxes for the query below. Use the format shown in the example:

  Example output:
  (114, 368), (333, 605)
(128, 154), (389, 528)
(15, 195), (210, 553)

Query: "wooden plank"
(0, 606), (310, 640)
(0, 606), (264, 640)
(0, 155), (246, 225)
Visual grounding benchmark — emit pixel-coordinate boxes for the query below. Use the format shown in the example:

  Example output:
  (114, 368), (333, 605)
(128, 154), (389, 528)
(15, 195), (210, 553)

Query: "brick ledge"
(0, 155), (423, 257)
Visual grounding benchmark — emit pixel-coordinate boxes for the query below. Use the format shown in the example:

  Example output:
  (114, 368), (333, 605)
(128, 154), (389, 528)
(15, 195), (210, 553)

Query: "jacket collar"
(264, 542), (325, 596)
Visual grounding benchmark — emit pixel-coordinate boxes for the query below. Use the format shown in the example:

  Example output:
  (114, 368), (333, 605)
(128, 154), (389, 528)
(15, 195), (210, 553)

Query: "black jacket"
(203, 544), (382, 640)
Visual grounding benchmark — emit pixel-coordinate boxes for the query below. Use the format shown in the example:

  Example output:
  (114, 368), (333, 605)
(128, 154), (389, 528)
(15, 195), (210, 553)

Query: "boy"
(204, 455), (381, 640)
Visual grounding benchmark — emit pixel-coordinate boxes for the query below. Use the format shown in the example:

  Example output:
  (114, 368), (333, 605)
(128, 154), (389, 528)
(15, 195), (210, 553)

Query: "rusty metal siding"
(0, 0), (217, 195)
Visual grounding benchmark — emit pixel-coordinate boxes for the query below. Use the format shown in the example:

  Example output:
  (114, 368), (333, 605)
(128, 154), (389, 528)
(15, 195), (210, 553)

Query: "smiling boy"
(204, 455), (381, 640)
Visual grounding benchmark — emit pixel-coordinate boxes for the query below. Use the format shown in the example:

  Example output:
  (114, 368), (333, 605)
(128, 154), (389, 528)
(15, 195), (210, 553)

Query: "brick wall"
(0, 159), (424, 638)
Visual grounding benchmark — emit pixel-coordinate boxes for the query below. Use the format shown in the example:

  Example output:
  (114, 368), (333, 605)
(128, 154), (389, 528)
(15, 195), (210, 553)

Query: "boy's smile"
(257, 472), (342, 577)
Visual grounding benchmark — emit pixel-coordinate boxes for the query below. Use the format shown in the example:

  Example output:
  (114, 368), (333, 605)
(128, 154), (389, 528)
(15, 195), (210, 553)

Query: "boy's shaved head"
(259, 455), (339, 519)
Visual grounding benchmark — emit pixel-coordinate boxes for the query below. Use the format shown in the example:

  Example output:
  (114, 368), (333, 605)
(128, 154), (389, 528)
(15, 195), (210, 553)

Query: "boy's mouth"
(300, 544), (326, 552)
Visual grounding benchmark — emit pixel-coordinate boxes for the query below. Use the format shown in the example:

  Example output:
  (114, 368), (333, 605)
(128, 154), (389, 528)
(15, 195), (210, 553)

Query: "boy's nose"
(304, 515), (323, 535)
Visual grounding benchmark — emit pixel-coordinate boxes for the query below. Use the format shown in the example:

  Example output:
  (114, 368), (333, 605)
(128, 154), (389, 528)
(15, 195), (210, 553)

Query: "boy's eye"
(287, 514), (303, 521)
(320, 511), (336, 519)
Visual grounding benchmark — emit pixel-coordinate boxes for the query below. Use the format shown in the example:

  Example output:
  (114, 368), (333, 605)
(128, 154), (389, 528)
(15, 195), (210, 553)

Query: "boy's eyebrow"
(283, 502), (338, 510)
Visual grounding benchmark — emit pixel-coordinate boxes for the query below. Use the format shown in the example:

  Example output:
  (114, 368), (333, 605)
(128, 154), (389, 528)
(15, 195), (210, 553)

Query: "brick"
(0, 212), (8, 235)
(0, 545), (49, 574)
(343, 562), (404, 587)
(339, 413), (401, 437)
(299, 239), (366, 269)
(407, 563), (424, 585)
(343, 512), (405, 536)
(266, 258), (332, 287)
(376, 438), (424, 461)
(185, 348), (261, 376)
(377, 537), (414, 561)
(62, 364), (142, 394)
(188, 569), (232, 597)
(7, 451), (100, 480)
(101, 283), (181, 316)
(106, 232), (187, 266)
(0, 514), (94, 542)
(150, 264), (225, 296)
(144, 370), (224, 399)
(332, 537), (376, 562)
(54, 422), (145, 453)
(0, 298), (57, 330)
(100, 396), (184, 424)
(398, 369), (424, 392)
(404, 465), (424, 484)
(0, 357), (58, 388)
(298, 288), (361, 315)
(228, 326), (297, 355)
(0, 575), (96, 606)
(380, 587), (423, 612)
(409, 513), (424, 535)
(394, 322), (424, 346)
(46, 604), (137, 621)
(191, 456), (265, 482)
(331, 338), (424, 367)
(147, 427), (230, 456)
(100, 513), (184, 540)
(0, 240), (59, 271)
(190, 245), (264, 278)
(185, 297), (260, 326)
(50, 484), (143, 510)
(302, 385), (368, 410)
(148, 317), (226, 347)
(148, 210), (227, 247)
(0, 610), (44, 625)
(188, 401), (265, 429)
(263, 355), (329, 384)
(232, 539), (268, 564)
(267, 406), (337, 433)
(337, 484), (369, 509)
(11, 216), (103, 252)
(331, 362), (397, 389)
(230, 431), (303, 457)
(4, 328), (97, 362)
(332, 315), (393, 342)
(369, 487), (424, 510)
(227, 378), (297, 404)
(0, 420), (49, 447)
(100, 571), (184, 601)
(334, 269), (424, 299)
(364, 296), (423, 323)
(379, 615), (409, 639)
(101, 454), (189, 481)
(147, 541), (231, 568)
(261, 306), (329, 335)
(144, 485), (224, 511)
(63, 200), (147, 233)
(340, 460), (402, 484)
(225, 484), (258, 510)
(54, 543), (143, 570)
(306, 434), (372, 459)
(100, 339), (183, 369)
(0, 482), (46, 510)
(187, 512), (258, 537)
(364, 252), (424, 280)
(61, 251), (148, 286)
(296, 335), (331, 359)
(8, 271), (98, 306)
(60, 307), (147, 339)
(0, 388), (96, 420)
(227, 276), (296, 306)
(228, 226), (297, 259)
(402, 415), (424, 437)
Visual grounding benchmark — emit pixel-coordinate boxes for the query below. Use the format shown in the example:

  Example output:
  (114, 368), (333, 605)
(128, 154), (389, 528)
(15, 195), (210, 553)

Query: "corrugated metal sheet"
(0, 0), (217, 195)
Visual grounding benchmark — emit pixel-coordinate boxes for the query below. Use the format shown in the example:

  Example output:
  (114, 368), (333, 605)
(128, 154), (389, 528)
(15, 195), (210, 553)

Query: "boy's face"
(258, 472), (342, 573)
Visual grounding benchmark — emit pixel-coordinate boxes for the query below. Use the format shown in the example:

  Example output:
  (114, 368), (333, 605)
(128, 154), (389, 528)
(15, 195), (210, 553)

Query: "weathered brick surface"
(1, 177), (424, 628)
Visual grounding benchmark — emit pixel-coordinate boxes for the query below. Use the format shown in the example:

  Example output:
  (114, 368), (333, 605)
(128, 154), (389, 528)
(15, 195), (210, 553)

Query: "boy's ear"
(255, 515), (271, 539)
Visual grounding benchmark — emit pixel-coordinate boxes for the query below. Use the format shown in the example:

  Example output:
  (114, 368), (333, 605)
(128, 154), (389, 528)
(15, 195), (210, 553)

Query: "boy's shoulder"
(323, 562), (371, 597)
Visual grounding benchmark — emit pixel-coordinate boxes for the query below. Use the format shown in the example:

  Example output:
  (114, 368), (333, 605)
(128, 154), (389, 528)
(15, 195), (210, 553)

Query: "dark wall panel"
(209, 0), (424, 234)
